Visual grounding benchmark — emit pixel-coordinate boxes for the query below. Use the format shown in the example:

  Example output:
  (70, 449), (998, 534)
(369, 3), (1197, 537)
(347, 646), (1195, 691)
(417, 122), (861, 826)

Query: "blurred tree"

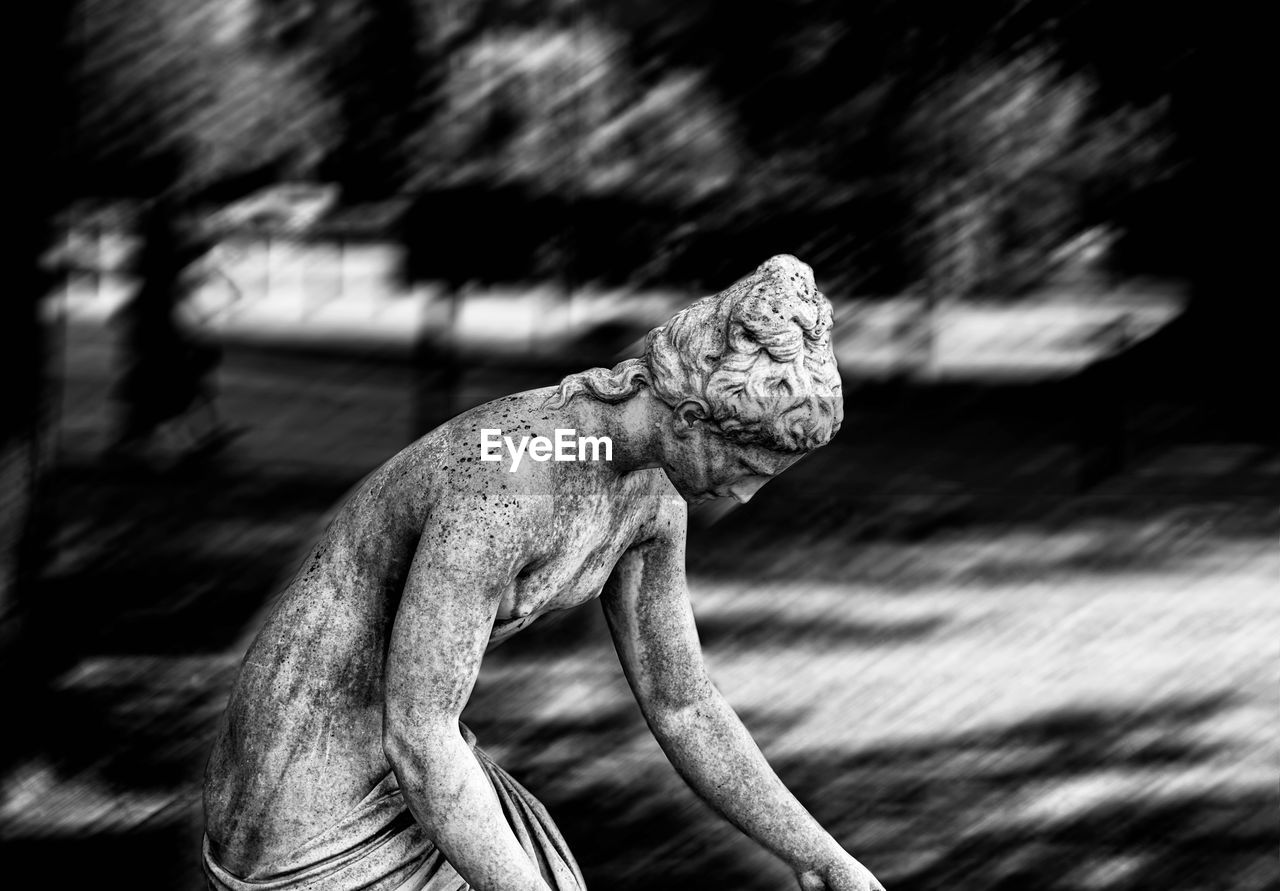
(593, 0), (1187, 296)
(581, 69), (743, 203)
(418, 24), (631, 192)
(419, 21), (744, 203)
(405, 14), (751, 288)
(69, 0), (338, 196)
(299, 0), (425, 198)
(894, 52), (1174, 296)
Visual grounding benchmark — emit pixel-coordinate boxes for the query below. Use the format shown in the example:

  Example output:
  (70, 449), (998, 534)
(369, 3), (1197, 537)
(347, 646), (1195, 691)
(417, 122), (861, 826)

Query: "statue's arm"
(383, 510), (552, 891)
(600, 498), (884, 891)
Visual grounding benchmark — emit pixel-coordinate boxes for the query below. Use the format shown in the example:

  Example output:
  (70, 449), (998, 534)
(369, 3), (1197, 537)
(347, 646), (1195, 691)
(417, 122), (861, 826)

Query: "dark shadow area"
(23, 458), (356, 659)
(30, 677), (225, 794)
(1, 817), (207, 891)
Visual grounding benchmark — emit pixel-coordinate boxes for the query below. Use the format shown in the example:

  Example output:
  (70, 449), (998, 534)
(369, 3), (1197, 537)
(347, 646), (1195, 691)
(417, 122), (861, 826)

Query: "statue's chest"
(499, 514), (642, 619)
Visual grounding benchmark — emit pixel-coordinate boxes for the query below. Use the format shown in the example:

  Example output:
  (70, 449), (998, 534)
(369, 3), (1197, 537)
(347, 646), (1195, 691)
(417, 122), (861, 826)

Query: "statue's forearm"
(648, 689), (846, 875)
(386, 729), (550, 891)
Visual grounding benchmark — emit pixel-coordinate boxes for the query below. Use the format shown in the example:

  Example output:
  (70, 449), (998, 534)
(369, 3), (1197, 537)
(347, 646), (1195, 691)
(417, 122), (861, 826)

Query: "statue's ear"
(673, 399), (709, 437)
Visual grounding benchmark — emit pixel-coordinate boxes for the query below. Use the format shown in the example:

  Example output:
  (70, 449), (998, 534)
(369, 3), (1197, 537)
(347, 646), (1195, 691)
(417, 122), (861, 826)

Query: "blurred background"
(2, 1), (1276, 888)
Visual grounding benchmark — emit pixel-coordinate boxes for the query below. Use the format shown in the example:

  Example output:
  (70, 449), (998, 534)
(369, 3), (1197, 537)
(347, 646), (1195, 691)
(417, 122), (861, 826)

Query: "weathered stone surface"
(204, 256), (883, 891)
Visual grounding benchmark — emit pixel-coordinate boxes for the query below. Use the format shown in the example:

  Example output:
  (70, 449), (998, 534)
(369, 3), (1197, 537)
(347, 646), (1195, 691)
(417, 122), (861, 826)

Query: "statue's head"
(550, 255), (843, 504)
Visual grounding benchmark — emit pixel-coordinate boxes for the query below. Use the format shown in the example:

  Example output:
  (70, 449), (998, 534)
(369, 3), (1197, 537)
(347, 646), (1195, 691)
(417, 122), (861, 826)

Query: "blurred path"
(0, 321), (1275, 890)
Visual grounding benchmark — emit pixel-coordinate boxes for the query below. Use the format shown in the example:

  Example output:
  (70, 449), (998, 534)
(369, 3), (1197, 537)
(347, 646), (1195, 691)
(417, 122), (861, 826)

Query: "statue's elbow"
(384, 713), (441, 774)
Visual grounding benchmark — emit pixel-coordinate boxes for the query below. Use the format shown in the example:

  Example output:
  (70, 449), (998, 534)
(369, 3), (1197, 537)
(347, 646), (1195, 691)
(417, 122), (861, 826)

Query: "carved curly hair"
(547, 255), (843, 453)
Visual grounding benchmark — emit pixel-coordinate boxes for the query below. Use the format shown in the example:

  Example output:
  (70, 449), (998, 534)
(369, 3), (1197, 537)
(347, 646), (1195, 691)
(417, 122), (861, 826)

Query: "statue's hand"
(796, 852), (885, 891)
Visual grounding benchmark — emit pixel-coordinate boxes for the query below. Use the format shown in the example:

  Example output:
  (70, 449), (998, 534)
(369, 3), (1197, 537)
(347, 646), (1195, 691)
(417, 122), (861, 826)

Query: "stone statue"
(203, 255), (885, 891)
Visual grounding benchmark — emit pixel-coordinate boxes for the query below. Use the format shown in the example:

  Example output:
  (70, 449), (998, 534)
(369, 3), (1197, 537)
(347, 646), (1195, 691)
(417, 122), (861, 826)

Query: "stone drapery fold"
(204, 730), (584, 891)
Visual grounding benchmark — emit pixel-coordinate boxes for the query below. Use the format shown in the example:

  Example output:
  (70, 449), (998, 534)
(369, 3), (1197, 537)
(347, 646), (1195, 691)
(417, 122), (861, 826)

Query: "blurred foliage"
(61, 0), (1191, 295)
(895, 52), (1174, 295)
(70, 0), (338, 194)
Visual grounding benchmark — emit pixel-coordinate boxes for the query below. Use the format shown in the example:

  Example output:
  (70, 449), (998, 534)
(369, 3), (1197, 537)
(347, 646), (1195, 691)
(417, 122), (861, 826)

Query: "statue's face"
(660, 407), (804, 505)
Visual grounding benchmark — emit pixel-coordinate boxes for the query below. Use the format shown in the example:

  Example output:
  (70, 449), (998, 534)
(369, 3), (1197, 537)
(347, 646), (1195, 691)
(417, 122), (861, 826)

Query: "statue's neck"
(567, 388), (665, 475)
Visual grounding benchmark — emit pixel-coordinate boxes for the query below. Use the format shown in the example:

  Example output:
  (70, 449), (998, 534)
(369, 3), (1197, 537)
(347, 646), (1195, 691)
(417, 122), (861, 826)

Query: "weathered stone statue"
(203, 255), (885, 891)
